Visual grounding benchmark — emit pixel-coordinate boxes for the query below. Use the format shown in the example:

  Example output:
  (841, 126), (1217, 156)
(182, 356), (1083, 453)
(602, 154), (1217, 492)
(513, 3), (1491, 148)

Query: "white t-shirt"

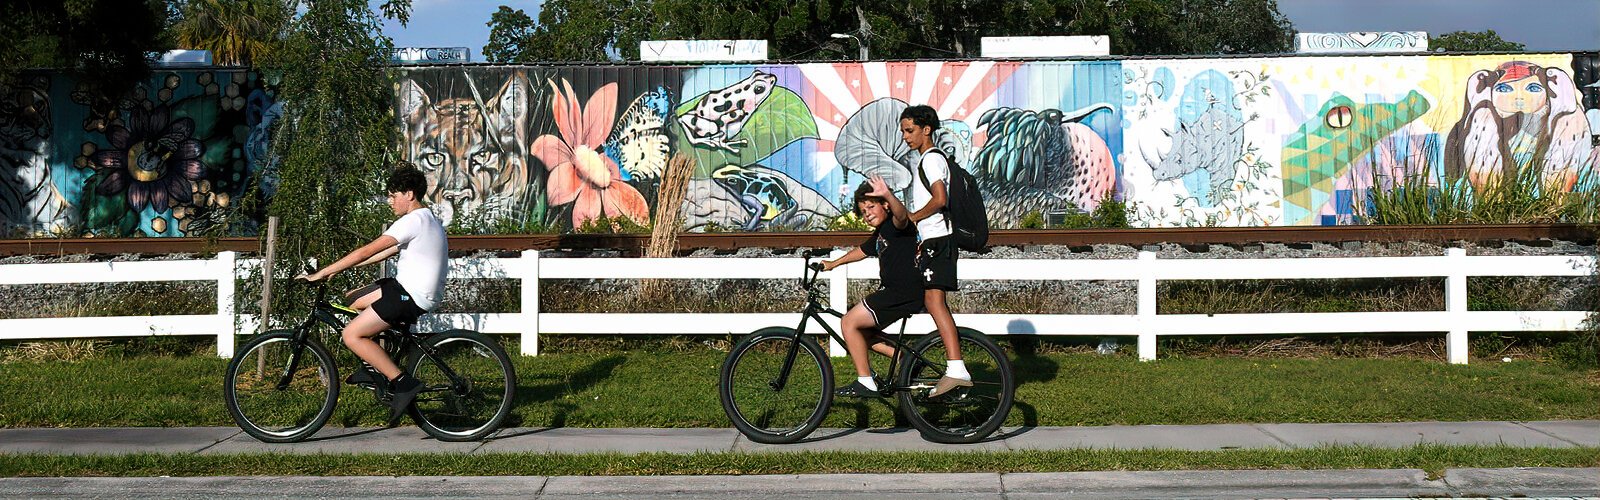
(381, 207), (448, 311)
(910, 150), (952, 240)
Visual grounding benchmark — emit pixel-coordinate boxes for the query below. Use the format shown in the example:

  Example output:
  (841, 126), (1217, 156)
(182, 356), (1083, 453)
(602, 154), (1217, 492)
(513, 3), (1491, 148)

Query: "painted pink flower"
(531, 79), (648, 227)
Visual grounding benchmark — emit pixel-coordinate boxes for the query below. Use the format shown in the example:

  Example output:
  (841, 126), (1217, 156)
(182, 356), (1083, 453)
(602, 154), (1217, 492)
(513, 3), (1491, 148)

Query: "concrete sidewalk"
(2, 468), (1597, 499)
(0, 420), (1594, 455)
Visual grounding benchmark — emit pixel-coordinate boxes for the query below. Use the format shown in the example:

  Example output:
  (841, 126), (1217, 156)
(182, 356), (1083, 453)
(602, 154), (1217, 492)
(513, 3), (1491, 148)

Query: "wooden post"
(257, 216), (278, 376)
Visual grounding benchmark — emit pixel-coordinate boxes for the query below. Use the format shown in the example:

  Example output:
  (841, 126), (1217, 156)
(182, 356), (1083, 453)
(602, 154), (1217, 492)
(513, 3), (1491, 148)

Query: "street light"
(830, 33), (867, 61)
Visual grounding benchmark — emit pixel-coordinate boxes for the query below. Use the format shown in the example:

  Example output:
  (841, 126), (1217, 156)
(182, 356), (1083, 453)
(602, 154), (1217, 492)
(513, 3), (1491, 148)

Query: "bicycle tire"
(896, 327), (1015, 444)
(719, 327), (834, 444)
(406, 330), (516, 441)
(224, 330), (340, 443)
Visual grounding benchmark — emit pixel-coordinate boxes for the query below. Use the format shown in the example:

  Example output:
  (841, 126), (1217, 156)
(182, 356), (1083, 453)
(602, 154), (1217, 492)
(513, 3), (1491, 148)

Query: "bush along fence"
(1, 249), (1593, 364)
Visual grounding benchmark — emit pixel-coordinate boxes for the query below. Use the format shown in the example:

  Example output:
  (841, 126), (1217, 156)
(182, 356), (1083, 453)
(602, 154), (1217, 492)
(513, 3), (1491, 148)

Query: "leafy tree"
(1430, 30), (1525, 53)
(0, 0), (173, 93)
(172, 0), (293, 66)
(484, 0), (621, 62)
(492, 0), (1296, 62)
(483, 6), (540, 63)
(251, 0), (408, 320)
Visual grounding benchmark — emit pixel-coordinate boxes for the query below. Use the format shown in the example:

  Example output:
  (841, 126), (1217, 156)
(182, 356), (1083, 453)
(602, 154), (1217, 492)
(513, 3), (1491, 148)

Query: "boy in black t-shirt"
(818, 176), (922, 397)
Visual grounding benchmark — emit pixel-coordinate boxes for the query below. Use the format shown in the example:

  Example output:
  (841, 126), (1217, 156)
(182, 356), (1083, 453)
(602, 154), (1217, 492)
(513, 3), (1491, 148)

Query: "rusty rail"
(2, 224), (1592, 257)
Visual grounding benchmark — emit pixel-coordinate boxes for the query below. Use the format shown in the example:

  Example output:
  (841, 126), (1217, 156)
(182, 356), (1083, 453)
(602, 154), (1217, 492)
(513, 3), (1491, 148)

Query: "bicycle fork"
(769, 308), (819, 392)
(275, 320), (319, 391)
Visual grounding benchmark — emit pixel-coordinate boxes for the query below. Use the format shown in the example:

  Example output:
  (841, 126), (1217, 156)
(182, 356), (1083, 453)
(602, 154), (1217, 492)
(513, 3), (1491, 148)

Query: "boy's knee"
(341, 328), (369, 345)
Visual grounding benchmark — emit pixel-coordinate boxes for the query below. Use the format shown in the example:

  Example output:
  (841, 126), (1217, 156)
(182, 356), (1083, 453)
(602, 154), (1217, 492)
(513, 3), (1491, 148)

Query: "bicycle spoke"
(721, 331), (831, 443)
(226, 334), (337, 443)
(408, 332), (513, 441)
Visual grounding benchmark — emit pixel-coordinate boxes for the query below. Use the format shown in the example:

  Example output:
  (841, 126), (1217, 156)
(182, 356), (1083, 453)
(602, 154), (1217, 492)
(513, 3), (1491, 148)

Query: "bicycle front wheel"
(896, 327), (1015, 444)
(406, 330), (516, 442)
(224, 330), (339, 443)
(719, 327), (833, 444)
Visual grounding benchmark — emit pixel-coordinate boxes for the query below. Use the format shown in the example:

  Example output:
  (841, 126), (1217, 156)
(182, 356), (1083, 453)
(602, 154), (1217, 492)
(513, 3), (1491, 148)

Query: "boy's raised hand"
(867, 175), (891, 198)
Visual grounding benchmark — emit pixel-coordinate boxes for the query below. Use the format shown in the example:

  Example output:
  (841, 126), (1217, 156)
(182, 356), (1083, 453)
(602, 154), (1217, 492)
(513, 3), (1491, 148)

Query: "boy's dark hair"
(852, 181), (884, 217)
(386, 162), (428, 200)
(899, 104), (940, 130)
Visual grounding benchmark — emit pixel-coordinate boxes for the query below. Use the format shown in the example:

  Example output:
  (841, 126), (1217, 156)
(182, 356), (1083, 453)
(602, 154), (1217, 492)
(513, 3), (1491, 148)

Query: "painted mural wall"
(3, 53), (1596, 237)
(1, 70), (276, 237)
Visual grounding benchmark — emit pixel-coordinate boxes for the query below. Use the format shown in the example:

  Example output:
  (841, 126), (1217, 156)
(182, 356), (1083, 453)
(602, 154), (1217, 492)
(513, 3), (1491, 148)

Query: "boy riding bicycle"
(301, 163), (448, 417)
(817, 176), (922, 397)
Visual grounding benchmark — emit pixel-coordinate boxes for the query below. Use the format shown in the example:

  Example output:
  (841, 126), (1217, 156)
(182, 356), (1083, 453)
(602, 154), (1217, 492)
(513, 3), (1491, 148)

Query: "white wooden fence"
(1, 249), (1592, 364)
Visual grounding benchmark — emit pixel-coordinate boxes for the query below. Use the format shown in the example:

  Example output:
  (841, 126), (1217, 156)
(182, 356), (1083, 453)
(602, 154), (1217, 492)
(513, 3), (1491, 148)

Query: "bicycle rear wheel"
(224, 330), (339, 443)
(719, 327), (833, 444)
(896, 327), (1014, 444)
(406, 330), (516, 441)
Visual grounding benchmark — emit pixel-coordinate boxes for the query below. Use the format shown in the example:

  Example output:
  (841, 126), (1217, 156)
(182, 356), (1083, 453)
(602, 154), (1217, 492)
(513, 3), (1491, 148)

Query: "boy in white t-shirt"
(899, 104), (971, 397)
(303, 163), (448, 417)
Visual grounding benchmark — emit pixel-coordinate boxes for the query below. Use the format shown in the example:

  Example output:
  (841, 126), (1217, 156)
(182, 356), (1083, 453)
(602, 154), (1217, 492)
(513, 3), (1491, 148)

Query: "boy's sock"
(945, 359), (971, 380)
(857, 376), (879, 392)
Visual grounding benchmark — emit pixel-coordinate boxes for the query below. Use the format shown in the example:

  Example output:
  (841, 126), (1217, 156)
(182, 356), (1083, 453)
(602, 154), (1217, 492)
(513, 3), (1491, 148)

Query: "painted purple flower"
(91, 105), (205, 212)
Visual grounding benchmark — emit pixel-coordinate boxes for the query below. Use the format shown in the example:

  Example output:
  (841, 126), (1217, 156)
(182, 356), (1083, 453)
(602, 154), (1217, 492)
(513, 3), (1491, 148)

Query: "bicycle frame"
(272, 282), (464, 395)
(773, 253), (932, 396)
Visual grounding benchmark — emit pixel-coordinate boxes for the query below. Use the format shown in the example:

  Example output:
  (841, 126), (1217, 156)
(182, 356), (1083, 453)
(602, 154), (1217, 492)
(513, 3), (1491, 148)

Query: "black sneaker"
(386, 373), (423, 419)
(345, 366), (379, 387)
(834, 380), (883, 398)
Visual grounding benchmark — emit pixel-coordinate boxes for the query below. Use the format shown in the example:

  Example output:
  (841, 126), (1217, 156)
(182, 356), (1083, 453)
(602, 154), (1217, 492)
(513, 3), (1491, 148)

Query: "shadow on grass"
(1009, 338), (1060, 428)
(504, 354), (628, 429)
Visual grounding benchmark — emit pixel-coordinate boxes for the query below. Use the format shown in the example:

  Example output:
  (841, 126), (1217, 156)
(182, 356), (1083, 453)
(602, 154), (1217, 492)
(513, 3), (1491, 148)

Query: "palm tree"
(173, 0), (291, 66)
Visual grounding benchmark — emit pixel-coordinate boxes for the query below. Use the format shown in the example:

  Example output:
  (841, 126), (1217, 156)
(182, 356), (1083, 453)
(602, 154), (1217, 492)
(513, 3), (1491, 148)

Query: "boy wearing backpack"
(899, 104), (971, 397)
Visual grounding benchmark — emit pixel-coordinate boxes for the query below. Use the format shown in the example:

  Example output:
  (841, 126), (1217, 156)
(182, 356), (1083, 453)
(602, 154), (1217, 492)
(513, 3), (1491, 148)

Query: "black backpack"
(917, 149), (989, 251)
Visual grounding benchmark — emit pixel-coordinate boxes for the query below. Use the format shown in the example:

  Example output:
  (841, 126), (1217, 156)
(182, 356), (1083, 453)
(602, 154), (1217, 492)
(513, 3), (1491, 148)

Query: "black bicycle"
(718, 249), (1015, 444)
(224, 264), (516, 443)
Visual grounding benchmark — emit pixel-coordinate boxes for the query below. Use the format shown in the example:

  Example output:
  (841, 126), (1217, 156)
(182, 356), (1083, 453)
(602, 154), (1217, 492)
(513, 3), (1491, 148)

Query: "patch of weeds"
(1469, 276), (1590, 311)
(1158, 278), (1443, 314)
(538, 334), (737, 354)
(0, 340), (108, 363)
(1020, 210), (1045, 229)
(105, 336), (216, 358)
(576, 216), (650, 234)
(1159, 334), (1448, 361)
(827, 212), (872, 231)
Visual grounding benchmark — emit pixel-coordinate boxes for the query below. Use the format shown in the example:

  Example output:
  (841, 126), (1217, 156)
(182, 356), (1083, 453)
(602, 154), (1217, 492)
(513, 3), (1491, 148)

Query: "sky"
(379, 0), (1600, 62)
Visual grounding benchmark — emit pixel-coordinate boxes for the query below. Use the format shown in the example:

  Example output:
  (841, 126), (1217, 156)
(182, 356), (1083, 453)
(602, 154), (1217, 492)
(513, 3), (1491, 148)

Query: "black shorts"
(370, 277), (426, 327)
(863, 289), (924, 330)
(917, 236), (958, 291)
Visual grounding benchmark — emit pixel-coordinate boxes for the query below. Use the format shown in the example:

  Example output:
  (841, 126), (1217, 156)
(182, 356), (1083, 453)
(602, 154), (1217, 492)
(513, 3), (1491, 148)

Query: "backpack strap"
(916, 149), (946, 200)
(916, 149), (954, 233)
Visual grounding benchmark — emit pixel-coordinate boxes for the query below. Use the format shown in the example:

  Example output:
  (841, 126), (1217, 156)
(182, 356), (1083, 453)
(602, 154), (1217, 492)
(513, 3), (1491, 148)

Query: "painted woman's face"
(1491, 75), (1547, 117)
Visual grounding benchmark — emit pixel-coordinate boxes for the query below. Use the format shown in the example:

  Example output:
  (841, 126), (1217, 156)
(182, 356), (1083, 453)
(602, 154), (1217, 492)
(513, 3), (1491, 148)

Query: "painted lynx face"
(398, 73), (532, 224)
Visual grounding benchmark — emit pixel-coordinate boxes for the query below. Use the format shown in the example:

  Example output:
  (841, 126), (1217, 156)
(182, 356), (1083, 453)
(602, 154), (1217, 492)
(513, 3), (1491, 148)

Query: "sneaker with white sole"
(926, 376), (973, 398)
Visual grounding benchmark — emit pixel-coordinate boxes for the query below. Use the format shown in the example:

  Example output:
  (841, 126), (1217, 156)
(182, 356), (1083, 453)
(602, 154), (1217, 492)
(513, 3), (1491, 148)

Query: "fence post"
(520, 249), (541, 356)
(1445, 247), (1469, 364)
(1137, 250), (1157, 361)
(828, 249), (848, 357)
(216, 250), (237, 358)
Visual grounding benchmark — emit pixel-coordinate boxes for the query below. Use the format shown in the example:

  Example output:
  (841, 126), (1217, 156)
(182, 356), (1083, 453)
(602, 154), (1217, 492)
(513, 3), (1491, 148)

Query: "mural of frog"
(677, 71), (776, 154)
(1281, 90), (1431, 225)
(711, 164), (797, 230)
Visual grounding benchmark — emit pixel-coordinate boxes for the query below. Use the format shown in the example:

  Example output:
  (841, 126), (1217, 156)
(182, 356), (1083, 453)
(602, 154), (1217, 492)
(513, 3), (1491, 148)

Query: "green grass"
(0, 445), (1594, 477)
(2, 349), (1595, 428)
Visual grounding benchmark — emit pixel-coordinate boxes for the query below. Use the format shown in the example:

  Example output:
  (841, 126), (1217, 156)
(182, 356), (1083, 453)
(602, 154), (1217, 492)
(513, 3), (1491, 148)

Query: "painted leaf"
(674, 87), (819, 177)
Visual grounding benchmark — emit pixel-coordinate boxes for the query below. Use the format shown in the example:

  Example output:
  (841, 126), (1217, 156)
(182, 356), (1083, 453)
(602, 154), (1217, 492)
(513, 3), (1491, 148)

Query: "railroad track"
(2, 224), (1593, 257)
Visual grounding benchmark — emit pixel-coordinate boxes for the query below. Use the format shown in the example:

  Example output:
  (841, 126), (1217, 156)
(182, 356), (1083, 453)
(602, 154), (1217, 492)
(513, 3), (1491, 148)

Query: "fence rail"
(1, 249), (1592, 363)
(2, 224), (1594, 257)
